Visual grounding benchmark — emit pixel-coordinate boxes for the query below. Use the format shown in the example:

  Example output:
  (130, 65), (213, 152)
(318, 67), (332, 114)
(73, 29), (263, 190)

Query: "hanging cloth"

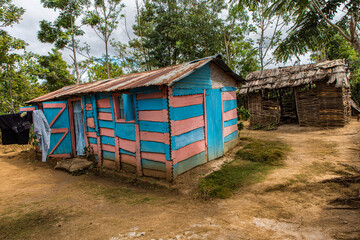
(0, 112), (33, 145)
(73, 101), (85, 156)
(32, 110), (51, 162)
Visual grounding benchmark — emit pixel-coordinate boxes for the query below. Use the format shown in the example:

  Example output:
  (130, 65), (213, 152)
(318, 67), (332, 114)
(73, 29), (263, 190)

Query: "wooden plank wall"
(137, 88), (170, 179)
(221, 87), (238, 150)
(170, 87), (207, 178)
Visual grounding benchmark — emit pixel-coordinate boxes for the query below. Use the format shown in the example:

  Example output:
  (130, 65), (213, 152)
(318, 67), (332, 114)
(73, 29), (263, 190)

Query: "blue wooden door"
(43, 101), (73, 158)
(206, 89), (223, 160)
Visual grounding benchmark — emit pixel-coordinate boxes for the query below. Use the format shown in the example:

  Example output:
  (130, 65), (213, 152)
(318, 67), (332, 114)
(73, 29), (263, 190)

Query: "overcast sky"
(6, 0), (311, 71)
(6, 0), (137, 64)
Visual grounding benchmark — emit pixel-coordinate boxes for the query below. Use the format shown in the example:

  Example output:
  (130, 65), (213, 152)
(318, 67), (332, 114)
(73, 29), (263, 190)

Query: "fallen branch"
(339, 163), (360, 174)
(321, 175), (360, 185)
(325, 207), (360, 210)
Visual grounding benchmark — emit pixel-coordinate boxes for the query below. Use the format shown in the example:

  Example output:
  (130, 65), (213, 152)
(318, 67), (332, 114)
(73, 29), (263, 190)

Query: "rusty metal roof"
(27, 55), (243, 103)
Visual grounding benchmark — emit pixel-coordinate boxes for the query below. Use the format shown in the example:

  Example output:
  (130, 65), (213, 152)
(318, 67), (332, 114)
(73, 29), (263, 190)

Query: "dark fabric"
(0, 112), (33, 145)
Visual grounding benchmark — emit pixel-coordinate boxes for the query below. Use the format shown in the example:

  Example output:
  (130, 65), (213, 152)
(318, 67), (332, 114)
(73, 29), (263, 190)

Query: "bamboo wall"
(295, 82), (350, 127)
(248, 92), (281, 127)
(248, 82), (351, 128)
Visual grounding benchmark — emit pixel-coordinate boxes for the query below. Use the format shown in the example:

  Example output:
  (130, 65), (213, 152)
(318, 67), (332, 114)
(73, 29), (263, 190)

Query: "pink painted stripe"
(102, 144), (115, 152)
(141, 152), (167, 163)
(172, 94), (203, 108)
(119, 138), (136, 153)
(87, 118), (95, 128)
(90, 143), (98, 154)
(221, 91), (236, 101)
(172, 140), (206, 164)
(223, 108), (237, 121)
(21, 107), (36, 111)
(86, 132), (97, 138)
(98, 112), (113, 121)
(121, 154), (136, 166)
(85, 103), (93, 110)
(224, 124), (238, 137)
(97, 98), (111, 108)
(171, 115), (204, 136)
(99, 127), (114, 137)
(140, 131), (170, 144)
(137, 91), (164, 100)
(138, 110), (168, 122)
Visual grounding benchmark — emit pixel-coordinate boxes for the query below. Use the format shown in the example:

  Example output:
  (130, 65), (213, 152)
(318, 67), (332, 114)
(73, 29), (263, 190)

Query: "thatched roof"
(240, 59), (349, 94)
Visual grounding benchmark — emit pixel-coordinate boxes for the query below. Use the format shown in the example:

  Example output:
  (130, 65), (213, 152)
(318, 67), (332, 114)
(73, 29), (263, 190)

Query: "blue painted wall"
(43, 100), (72, 156)
(206, 89), (224, 160)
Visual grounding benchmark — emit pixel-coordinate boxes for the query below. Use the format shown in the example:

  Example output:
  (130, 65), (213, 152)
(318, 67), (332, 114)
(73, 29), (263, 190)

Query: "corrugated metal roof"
(27, 55), (243, 103)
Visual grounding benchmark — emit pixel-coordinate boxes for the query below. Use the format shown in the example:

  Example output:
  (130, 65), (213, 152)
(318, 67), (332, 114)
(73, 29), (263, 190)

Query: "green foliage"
(0, 0), (25, 27)
(311, 33), (360, 104)
(198, 139), (289, 199)
(264, 0), (360, 62)
(87, 60), (123, 81)
(130, 0), (226, 68)
(38, 0), (90, 83)
(38, 49), (75, 92)
(237, 106), (250, 121)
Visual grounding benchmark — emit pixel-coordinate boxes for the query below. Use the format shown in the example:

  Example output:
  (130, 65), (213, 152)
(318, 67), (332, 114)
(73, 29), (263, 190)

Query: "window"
(118, 96), (125, 119)
(113, 93), (135, 122)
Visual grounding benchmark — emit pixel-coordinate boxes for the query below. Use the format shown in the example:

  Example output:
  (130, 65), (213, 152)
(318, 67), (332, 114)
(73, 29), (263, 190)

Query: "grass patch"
(0, 208), (65, 239)
(236, 139), (290, 165)
(80, 182), (158, 204)
(198, 139), (290, 199)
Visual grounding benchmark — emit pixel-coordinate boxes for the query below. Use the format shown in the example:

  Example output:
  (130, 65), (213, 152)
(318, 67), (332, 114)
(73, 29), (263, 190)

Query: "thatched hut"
(240, 59), (352, 128)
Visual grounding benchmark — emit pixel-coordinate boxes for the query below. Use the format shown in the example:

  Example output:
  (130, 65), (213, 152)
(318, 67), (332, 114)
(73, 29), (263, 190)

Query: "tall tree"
(130, 0), (227, 69)
(224, 4), (259, 75)
(38, 0), (89, 84)
(83, 0), (125, 79)
(38, 49), (75, 92)
(262, 0), (360, 61)
(0, 0), (26, 112)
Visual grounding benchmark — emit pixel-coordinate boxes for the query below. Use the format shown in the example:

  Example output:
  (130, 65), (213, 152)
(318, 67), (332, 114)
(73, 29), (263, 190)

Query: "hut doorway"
(278, 88), (298, 124)
(72, 101), (86, 156)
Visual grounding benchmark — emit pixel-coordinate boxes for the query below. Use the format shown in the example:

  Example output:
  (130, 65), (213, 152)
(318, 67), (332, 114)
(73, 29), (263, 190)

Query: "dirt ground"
(1, 119), (360, 240)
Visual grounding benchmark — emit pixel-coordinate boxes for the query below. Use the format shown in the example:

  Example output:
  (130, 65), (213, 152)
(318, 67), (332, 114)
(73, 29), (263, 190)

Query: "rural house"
(239, 59), (352, 128)
(23, 55), (242, 180)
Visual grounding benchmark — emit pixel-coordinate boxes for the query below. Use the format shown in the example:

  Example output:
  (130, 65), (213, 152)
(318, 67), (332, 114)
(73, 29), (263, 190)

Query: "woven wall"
(248, 92), (281, 127)
(295, 82), (349, 127)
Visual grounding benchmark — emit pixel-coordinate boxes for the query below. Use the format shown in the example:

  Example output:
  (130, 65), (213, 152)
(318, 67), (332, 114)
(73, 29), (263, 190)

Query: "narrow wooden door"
(206, 89), (223, 160)
(43, 101), (73, 158)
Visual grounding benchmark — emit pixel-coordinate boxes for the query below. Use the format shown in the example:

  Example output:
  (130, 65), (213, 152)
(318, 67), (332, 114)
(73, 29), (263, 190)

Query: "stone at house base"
(54, 158), (92, 173)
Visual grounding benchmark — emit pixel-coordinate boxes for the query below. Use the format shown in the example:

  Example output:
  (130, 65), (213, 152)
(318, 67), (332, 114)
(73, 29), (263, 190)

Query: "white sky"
(6, 0), (137, 63)
(6, 0), (311, 73)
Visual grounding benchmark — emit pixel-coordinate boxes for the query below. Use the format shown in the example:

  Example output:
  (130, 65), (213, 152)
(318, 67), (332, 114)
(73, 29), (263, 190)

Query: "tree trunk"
(105, 39), (110, 79)
(9, 74), (15, 113)
(70, 9), (80, 85)
(72, 34), (80, 84)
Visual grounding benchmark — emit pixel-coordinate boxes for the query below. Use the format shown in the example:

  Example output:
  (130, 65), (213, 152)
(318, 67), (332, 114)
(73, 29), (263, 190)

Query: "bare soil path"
(1, 120), (360, 240)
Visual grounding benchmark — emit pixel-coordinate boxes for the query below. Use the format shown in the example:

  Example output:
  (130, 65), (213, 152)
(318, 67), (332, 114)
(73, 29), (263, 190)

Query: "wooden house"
(239, 59), (352, 128)
(24, 55), (242, 180)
